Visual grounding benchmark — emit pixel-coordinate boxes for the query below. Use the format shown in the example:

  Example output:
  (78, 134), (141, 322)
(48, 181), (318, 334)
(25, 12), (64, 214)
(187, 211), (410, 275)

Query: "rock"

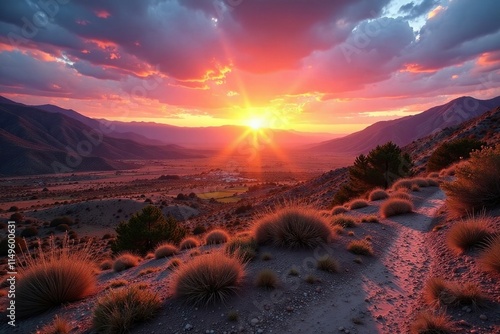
(184, 324), (193, 331)
(250, 318), (259, 326)
(479, 314), (488, 320)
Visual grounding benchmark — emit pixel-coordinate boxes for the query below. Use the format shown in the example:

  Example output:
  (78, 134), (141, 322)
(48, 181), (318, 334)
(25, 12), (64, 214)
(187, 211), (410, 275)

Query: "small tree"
(427, 138), (485, 172)
(112, 206), (186, 255)
(334, 142), (412, 204)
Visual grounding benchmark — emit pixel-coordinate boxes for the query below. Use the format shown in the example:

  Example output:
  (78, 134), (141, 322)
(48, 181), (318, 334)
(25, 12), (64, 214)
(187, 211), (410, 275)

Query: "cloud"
(399, 0), (440, 19)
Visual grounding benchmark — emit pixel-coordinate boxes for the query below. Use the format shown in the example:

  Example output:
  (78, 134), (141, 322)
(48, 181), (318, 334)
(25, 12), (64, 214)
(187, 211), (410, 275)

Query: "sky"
(0, 0), (499, 134)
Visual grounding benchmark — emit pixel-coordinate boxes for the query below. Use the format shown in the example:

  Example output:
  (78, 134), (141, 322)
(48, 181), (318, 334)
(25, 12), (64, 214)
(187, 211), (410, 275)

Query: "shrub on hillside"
(225, 236), (258, 262)
(316, 255), (339, 272)
(92, 285), (161, 333)
(380, 199), (413, 218)
(38, 315), (71, 334)
(179, 237), (200, 250)
(389, 191), (412, 201)
(50, 216), (74, 227)
(348, 199), (369, 210)
(253, 207), (331, 249)
(331, 215), (357, 228)
(427, 138), (485, 172)
(112, 206), (186, 255)
(479, 235), (500, 273)
(368, 188), (389, 201)
(347, 239), (374, 255)
(172, 253), (244, 305)
(410, 312), (456, 334)
(255, 269), (278, 289)
(17, 236), (96, 319)
(424, 277), (485, 308)
(331, 205), (348, 215)
(205, 229), (230, 245)
(113, 253), (140, 272)
(154, 243), (178, 259)
(9, 212), (23, 222)
(20, 226), (38, 238)
(442, 145), (500, 217)
(446, 216), (493, 254)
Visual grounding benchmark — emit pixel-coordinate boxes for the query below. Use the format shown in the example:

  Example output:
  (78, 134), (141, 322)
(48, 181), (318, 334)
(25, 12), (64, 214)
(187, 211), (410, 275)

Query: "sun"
(247, 117), (264, 130)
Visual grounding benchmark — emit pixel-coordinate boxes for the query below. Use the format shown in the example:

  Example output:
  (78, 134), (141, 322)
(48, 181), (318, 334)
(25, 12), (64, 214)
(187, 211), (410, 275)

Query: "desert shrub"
(410, 312), (455, 334)
(446, 216), (493, 254)
(109, 279), (128, 288)
(255, 269), (278, 289)
(100, 259), (113, 271)
(227, 310), (239, 322)
(261, 252), (272, 261)
(442, 145), (500, 217)
(348, 199), (369, 210)
(331, 205), (348, 215)
(113, 253), (140, 272)
(16, 236), (96, 319)
(479, 235), (500, 273)
(426, 178), (440, 187)
(380, 199), (413, 218)
(413, 178), (429, 187)
(390, 191), (412, 201)
(205, 229), (230, 245)
(38, 315), (71, 334)
(192, 225), (206, 235)
(347, 240), (374, 255)
(427, 172), (440, 178)
(56, 224), (70, 232)
(424, 277), (485, 307)
(427, 138), (485, 172)
(331, 225), (344, 235)
(360, 215), (379, 223)
(10, 212), (23, 222)
(253, 207), (331, 249)
(316, 255), (339, 272)
(332, 215), (357, 228)
(225, 236), (258, 262)
(368, 188), (389, 201)
(333, 142), (412, 204)
(8, 205), (19, 212)
(50, 216), (74, 227)
(92, 285), (161, 333)
(21, 226), (38, 238)
(112, 206), (186, 255)
(179, 237), (200, 250)
(167, 257), (182, 269)
(172, 253), (244, 305)
(154, 243), (178, 259)
(391, 178), (416, 190)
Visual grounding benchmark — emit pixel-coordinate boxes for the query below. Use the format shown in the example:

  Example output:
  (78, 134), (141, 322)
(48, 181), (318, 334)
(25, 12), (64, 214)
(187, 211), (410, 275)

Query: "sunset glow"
(0, 0), (498, 134)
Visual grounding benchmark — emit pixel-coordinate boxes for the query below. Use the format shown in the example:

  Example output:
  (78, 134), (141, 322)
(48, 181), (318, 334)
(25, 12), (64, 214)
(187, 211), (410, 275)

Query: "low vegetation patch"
(389, 191), (411, 201)
(442, 145), (500, 217)
(253, 207), (331, 249)
(348, 199), (369, 210)
(331, 215), (357, 228)
(380, 199), (413, 218)
(424, 277), (486, 308)
(205, 229), (230, 245)
(446, 216), (493, 254)
(99, 259), (113, 271)
(369, 188), (389, 201)
(331, 205), (348, 215)
(255, 269), (278, 289)
(410, 311), (456, 334)
(179, 237), (200, 250)
(154, 243), (178, 259)
(172, 252), (244, 305)
(347, 240), (374, 256)
(167, 257), (183, 269)
(113, 253), (140, 272)
(225, 236), (258, 262)
(17, 236), (96, 319)
(92, 285), (161, 333)
(360, 215), (379, 223)
(479, 235), (500, 273)
(38, 315), (71, 334)
(316, 255), (339, 272)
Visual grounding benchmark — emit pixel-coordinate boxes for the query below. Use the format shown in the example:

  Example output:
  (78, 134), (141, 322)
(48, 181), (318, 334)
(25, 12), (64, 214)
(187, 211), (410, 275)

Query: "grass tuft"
(167, 257), (183, 269)
(179, 237), (200, 250)
(446, 216), (493, 254)
(480, 235), (500, 273)
(255, 269), (278, 289)
(410, 311), (455, 334)
(424, 277), (486, 308)
(316, 255), (339, 272)
(113, 253), (140, 272)
(253, 207), (331, 249)
(369, 188), (389, 201)
(17, 236), (96, 319)
(347, 239), (374, 255)
(348, 199), (369, 210)
(205, 229), (230, 245)
(225, 235), (258, 262)
(331, 205), (348, 215)
(389, 191), (412, 201)
(331, 215), (357, 228)
(92, 285), (161, 333)
(38, 315), (71, 334)
(380, 199), (413, 218)
(154, 243), (178, 259)
(172, 252), (244, 305)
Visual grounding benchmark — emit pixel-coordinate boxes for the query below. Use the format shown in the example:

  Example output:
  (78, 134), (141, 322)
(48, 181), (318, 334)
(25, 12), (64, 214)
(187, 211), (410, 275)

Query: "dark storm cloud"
(399, 0), (439, 19)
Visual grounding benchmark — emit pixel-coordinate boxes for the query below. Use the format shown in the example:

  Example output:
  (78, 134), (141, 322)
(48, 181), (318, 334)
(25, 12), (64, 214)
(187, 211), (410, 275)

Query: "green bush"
(112, 206), (186, 255)
(427, 138), (485, 172)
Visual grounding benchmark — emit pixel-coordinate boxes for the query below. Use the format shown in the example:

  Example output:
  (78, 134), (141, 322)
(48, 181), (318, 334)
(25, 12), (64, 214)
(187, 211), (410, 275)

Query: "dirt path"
(287, 189), (446, 333)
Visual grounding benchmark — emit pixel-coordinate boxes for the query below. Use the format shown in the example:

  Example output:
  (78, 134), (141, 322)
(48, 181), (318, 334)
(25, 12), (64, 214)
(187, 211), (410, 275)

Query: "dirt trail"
(288, 189), (446, 333)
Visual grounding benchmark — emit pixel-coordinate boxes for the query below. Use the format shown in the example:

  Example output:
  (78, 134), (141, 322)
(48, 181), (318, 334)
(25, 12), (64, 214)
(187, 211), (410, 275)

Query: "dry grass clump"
(480, 235), (500, 273)
(410, 311), (455, 334)
(348, 199), (369, 210)
(331, 205), (348, 215)
(413, 178), (430, 187)
(253, 207), (331, 249)
(427, 172), (440, 178)
(390, 191), (412, 201)
(316, 255), (339, 272)
(99, 259), (113, 271)
(113, 253), (140, 272)
(167, 257), (183, 269)
(154, 243), (178, 259)
(446, 216), (493, 254)
(225, 235), (258, 262)
(331, 215), (357, 228)
(179, 237), (200, 250)
(255, 269), (278, 289)
(426, 178), (440, 187)
(109, 279), (128, 289)
(424, 277), (486, 308)
(172, 252), (244, 305)
(347, 240), (374, 256)
(92, 285), (161, 333)
(380, 199), (413, 218)
(369, 188), (389, 201)
(38, 315), (71, 334)
(331, 225), (344, 235)
(360, 215), (379, 223)
(17, 236), (96, 319)
(442, 145), (500, 217)
(205, 229), (230, 245)
(391, 178), (415, 190)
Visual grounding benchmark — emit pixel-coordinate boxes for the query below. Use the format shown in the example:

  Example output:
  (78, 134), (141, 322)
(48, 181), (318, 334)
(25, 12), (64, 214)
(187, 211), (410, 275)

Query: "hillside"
(310, 96), (500, 154)
(0, 103), (206, 176)
(405, 106), (500, 172)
